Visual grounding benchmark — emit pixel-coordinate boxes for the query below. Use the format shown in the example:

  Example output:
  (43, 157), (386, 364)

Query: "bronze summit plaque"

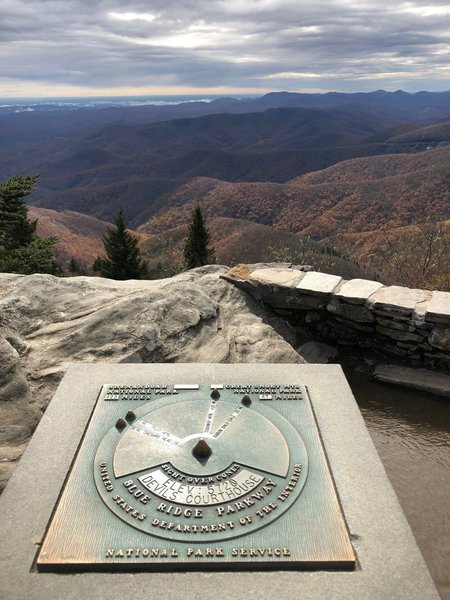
(37, 383), (355, 570)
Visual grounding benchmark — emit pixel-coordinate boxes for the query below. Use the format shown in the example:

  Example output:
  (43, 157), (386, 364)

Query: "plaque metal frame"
(37, 382), (355, 570)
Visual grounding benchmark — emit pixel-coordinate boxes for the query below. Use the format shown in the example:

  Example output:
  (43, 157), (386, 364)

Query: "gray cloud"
(1, 0), (449, 95)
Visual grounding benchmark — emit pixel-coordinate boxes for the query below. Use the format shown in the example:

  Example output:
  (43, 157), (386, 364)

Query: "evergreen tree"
(93, 210), (147, 280)
(68, 257), (87, 276)
(0, 174), (60, 274)
(0, 175), (38, 251)
(183, 205), (215, 269)
(0, 238), (61, 275)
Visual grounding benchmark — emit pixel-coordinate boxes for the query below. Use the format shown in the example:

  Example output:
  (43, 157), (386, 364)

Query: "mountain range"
(0, 105), (410, 224)
(1, 90), (450, 276)
(139, 143), (450, 234)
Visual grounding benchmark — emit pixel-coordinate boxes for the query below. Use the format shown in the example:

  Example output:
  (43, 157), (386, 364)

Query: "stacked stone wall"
(222, 264), (450, 373)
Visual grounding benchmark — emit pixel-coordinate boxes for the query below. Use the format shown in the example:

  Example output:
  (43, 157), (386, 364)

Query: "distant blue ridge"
(0, 95), (257, 112)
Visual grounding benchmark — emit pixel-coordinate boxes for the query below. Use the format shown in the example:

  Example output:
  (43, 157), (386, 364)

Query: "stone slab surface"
(375, 325), (425, 343)
(336, 279), (384, 305)
(327, 297), (375, 322)
(426, 291), (450, 324)
(375, 317), (416, 333)
(0, 363), (439, 600)
(296, 272), (342, 296)
(373, 365), (450, 398)
(250, 268), (304, 287)
(369, 286), (430, 316)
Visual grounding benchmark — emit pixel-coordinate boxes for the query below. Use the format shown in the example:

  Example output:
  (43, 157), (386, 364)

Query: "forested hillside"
(1, 91), (449, 284)
(139, 145), (450, 238)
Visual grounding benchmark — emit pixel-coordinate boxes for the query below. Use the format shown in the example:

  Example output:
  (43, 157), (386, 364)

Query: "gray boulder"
(0, 266), (303, 491)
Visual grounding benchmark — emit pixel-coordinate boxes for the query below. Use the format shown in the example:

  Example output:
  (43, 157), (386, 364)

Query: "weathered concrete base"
(0, 363), (439, 600)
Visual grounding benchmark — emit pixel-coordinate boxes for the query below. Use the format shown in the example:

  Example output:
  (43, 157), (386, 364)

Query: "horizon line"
(2, 88), (450, 102)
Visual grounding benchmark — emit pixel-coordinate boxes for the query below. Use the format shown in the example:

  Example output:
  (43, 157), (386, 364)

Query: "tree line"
(0, 175), (215, 279)
(1, 174), (448, 290)
(0, 175), (60, 275)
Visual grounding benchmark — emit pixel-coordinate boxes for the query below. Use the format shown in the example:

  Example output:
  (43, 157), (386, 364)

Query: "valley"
(1, 90), (449, 283)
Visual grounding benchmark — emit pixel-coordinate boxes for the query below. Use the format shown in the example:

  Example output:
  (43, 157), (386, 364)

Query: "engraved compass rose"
(37, 379), (356, 570)
(94, 388), (309, 542)
(114, 397), (290, 478)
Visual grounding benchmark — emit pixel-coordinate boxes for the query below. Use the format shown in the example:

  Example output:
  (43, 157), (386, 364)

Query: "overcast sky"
(1, 0), (450, 98)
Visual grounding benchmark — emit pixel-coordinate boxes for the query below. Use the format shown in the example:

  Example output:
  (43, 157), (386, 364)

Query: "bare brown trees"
(380, 222), (450, 290)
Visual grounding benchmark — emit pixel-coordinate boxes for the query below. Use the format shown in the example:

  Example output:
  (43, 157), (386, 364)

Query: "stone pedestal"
(0, 363), (440, 599)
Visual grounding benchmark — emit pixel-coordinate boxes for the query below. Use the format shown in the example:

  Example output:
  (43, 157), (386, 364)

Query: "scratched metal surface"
(0, 363), (440, 600)
(37, 383), (354, 569)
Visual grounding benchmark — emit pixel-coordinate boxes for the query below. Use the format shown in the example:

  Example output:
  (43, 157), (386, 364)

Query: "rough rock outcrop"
(0, 266), (303, 491)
